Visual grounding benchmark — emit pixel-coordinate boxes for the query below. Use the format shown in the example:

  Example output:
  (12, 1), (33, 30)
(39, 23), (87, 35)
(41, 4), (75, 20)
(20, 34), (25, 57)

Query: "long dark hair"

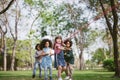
(40, 39), (53, 50)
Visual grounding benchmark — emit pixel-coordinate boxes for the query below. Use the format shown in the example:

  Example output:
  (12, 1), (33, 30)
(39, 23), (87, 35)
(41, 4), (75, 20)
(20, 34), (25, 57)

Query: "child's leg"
(39, 63), (42, 77)
(48, 66), (52, 80)
(65, 63), (69, 76)
(69, 64), (73, 78)
(32, 62), (38, 78)
(44, 67), (48, 80)
(62, 66), (66, 73)
(58, 66), (62, 78)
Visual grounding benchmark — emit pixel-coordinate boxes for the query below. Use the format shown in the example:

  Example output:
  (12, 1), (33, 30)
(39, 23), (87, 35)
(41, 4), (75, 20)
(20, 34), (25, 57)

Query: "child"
(32, 43), (43, 78)
(54, 36), (66, 80)
(64, 39), (74, 80)
(40, 39), (54, 80)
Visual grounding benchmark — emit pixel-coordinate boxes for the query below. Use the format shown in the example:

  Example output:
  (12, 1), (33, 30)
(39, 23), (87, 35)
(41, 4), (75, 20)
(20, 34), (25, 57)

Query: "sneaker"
(49, 76), (52, 80)
(44, 78), (48, 80)
(39, 75), (42, 78)
(32, 75), (35, 78)
(64, 76), (70, 80)
(58, 77), (62, 80)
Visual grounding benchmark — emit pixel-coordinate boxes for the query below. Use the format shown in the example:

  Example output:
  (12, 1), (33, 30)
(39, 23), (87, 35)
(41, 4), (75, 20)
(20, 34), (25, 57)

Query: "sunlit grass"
(0, 70), (120, 80)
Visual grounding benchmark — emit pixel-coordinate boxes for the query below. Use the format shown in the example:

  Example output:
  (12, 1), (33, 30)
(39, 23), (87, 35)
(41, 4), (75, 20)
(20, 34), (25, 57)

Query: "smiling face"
(66, 41), (70, 48)
(45, 41), (49, 47)
(56, 38), (62, 44)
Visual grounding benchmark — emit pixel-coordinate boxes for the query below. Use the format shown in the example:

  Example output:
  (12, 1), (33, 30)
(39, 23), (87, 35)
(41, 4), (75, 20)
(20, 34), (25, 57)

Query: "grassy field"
(0, 70), (120, 80)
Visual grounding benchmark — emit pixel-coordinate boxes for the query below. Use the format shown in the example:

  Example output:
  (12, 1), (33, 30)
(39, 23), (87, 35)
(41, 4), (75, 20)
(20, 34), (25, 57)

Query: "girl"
(40, 39), (54, 80)
(54, 36), (66, 80)
(32, 43), (43, 78)
(64, 39), (74, 80)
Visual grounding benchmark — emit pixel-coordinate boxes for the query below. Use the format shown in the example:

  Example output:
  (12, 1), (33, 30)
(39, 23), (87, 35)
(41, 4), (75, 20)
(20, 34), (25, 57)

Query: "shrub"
(103, 59), (115, 71)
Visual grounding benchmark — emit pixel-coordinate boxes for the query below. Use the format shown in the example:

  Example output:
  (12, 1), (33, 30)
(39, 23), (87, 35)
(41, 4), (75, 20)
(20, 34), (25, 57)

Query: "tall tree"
(5, 0), (20, 71)
(87, 0), (120, 77)
(0, 25), (7, 71)
(99, 0), (120, 77)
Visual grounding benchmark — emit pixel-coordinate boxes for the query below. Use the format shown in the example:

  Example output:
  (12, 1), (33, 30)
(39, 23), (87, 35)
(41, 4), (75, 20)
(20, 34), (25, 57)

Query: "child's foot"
(64, 76), (70, 80)
(69, 78), (72, 80)
(32, 75), (35, 78)
(39, 75), (42, 78)
(58, 77), (62, 80)
(44, 78), (48, 80)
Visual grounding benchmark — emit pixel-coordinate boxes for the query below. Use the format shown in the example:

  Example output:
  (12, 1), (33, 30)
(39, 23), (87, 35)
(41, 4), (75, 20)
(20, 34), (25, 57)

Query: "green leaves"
(24, 0), (34, 6)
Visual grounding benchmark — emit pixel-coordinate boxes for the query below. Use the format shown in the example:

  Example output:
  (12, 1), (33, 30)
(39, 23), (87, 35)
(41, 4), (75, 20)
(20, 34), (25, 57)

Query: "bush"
(103, 59), (115, 71)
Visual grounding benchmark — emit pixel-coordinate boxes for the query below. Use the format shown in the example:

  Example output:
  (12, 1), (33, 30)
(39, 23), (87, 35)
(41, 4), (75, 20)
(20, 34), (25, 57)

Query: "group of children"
(32, 36), (74, 80)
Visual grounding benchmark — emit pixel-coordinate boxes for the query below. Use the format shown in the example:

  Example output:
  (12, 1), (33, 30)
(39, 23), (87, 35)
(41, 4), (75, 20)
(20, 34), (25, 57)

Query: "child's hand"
(56, 46), (59, 49)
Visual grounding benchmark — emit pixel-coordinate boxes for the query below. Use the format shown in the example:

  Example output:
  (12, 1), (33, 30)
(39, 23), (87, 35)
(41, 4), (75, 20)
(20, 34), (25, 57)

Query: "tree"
(92, 48), (106, 64)
(0, 25), (7, 71)
(0, 0), (15, 15)
(100, 0), (120, 77)
(88, 0), (120, 77)
(4, 0), (20, 71)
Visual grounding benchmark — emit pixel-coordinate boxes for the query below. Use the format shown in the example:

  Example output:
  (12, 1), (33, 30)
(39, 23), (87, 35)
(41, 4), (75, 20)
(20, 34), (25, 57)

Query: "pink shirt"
(54, 43), (62, 54)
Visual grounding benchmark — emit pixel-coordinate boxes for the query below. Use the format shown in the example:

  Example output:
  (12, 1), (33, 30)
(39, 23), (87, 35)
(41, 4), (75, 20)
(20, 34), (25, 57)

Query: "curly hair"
(64, 39), (72, 47)
(40, 39), (53, 49)
(35, 43), (40, 50)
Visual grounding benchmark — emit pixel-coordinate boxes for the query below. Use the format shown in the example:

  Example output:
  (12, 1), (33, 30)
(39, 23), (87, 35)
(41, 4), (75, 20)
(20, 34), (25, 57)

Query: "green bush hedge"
(103, 59), (115, 71)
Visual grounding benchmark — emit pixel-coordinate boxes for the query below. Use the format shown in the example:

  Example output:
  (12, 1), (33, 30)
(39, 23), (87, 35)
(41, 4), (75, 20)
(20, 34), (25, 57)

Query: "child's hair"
(40, 39), (52, 49)
(35, 43), (40, 50)
(55, 36), (62, 42)
(64, 39), (72, 47)
(53, 36), (62, 49)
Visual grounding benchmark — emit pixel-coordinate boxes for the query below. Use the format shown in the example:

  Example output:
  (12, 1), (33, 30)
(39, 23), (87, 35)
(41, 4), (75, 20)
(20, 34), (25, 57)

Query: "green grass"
(0, 70), (120, 80)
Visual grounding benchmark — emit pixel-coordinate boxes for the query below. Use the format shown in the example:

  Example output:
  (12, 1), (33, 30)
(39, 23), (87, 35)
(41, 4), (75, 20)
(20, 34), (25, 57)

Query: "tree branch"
(99, 0), (113, 36)
(0, 0), (15, 15)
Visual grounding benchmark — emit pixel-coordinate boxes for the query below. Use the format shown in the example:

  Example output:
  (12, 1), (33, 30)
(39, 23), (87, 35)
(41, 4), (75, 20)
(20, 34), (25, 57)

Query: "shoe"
(69, 78), (72, 80)
(44, 78), (48, 80)
(64, 76), (70, 80)
(49, 76), (52, 80)
(32, 75), (35, 78)
(58, 77), (62, 80)
(39, 75), (42, 78)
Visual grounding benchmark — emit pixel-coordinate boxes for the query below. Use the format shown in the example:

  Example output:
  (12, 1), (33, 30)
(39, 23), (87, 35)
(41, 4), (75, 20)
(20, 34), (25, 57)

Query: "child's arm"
(49, 49), (54, 56)
(64, 47), (71, 50)
(37, 51), (48, 57)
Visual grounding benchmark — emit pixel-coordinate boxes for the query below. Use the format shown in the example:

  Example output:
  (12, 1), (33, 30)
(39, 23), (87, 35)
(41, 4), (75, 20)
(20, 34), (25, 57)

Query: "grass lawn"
(0, 70), (120, 80)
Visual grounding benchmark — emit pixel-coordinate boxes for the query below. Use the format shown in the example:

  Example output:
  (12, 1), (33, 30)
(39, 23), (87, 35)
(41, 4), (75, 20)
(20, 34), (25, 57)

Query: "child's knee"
(58, 66), (62, 70)
(62, 66), (66, 71)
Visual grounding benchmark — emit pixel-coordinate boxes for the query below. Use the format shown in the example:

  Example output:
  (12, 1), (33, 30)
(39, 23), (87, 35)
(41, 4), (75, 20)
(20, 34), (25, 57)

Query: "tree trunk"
(99, 0), (120, 77)
(112, 31), (120, 77)
(0, 27), (7, 71)
(79, 31), (85, 70)
(79, 51), (84, 70)
(110, 0), (120, 77)
(29, 42), (33, 69)
(10, 40), (17, 71)
(3, 37), (7, 71)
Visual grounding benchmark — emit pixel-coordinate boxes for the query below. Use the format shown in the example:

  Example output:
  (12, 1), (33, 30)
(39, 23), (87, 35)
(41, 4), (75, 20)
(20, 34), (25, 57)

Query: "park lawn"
(0, 70), (120, 80)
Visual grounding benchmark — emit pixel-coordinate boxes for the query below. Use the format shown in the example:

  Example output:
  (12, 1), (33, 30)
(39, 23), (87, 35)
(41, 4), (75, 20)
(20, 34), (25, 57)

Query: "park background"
(0, 0), (120, 80)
